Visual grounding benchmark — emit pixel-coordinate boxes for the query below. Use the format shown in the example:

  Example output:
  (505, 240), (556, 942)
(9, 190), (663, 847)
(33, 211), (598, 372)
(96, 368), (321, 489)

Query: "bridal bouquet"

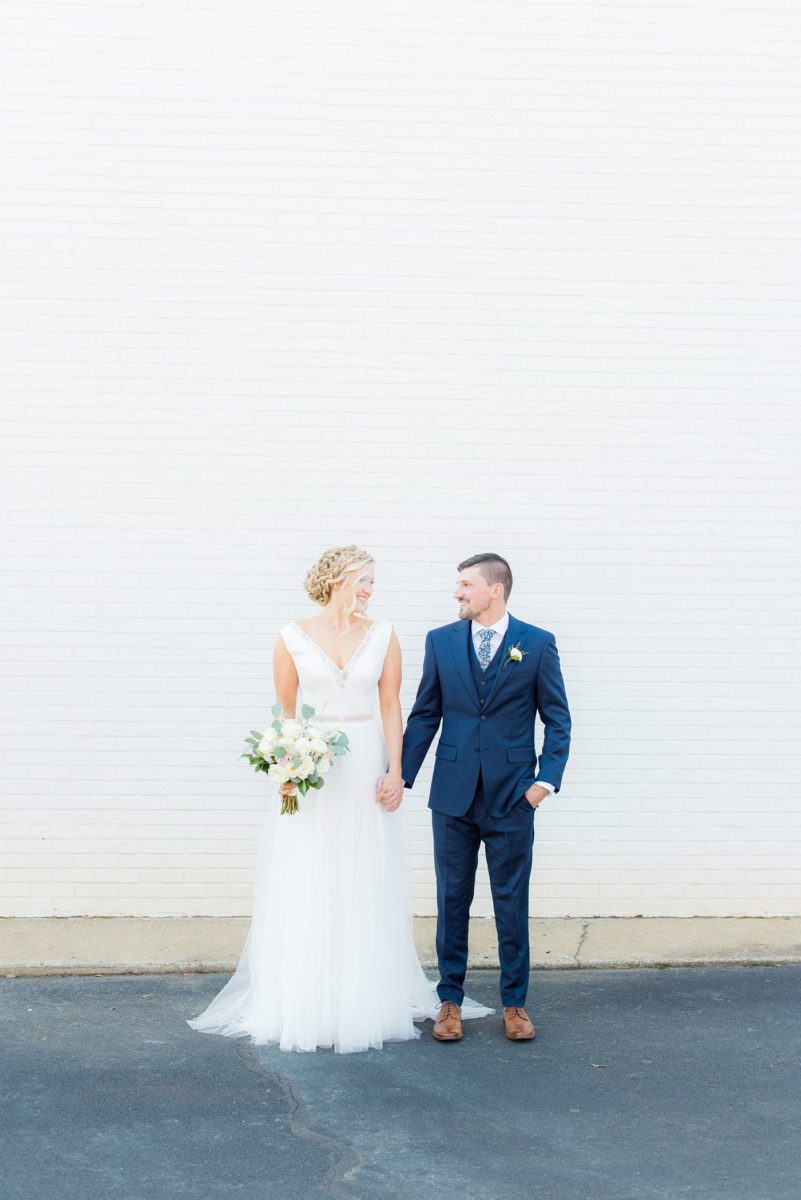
(242, 704), (350, 814)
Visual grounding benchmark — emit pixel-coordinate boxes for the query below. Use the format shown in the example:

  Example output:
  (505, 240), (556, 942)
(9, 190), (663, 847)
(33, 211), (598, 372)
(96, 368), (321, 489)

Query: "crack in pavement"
(573, 920), (590, 966)
(235, 1041), (365, 1195)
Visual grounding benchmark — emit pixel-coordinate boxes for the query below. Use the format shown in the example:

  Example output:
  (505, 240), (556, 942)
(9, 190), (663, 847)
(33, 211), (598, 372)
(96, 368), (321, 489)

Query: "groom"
(396, 553), (571, 1042)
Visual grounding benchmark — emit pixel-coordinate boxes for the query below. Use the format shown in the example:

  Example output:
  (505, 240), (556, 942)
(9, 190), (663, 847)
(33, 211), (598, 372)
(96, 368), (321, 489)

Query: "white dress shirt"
(471, 613), (555, 796)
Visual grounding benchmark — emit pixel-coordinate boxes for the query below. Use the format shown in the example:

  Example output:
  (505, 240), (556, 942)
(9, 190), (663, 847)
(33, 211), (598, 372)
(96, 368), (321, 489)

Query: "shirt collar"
(471, 612), (509, 639)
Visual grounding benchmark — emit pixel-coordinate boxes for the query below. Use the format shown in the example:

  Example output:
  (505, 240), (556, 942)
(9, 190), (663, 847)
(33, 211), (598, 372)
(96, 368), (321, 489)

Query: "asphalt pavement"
(2, 967), (799, 1200)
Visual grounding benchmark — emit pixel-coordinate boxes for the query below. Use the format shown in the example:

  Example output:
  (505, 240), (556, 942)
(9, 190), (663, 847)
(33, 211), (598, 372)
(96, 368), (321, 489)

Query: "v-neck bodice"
(289, 620), (379, 674)
(279, 619), (394, 719)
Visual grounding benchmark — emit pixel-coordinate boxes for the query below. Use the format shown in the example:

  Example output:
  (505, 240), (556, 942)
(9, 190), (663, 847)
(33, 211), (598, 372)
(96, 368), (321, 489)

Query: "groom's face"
(453, 567), (501, 620)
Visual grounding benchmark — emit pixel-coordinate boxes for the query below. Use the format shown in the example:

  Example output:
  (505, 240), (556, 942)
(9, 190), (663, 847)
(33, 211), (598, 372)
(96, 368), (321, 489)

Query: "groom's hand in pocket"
(524, 783), (549, 809)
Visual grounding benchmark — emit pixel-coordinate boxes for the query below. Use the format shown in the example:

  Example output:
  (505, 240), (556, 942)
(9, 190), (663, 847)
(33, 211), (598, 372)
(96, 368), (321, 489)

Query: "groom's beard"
(457, 602), (485, 621)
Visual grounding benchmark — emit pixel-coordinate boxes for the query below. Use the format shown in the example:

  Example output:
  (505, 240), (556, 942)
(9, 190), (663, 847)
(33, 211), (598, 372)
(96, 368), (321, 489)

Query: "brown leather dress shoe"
(503, 1006), (536, 1040)
(432, 1001), (463, 1041)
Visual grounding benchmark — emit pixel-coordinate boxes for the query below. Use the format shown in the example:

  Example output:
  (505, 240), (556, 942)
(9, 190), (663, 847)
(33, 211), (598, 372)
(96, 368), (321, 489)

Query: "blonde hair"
(303, 545), (374, 620)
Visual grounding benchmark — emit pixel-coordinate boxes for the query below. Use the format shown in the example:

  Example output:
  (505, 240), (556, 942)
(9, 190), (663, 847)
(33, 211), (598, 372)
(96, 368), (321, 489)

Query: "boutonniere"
(503, 642), (528, 668)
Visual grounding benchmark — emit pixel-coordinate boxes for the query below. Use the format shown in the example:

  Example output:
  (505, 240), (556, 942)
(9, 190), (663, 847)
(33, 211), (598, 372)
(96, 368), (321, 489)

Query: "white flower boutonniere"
(503, 642), (528, 668)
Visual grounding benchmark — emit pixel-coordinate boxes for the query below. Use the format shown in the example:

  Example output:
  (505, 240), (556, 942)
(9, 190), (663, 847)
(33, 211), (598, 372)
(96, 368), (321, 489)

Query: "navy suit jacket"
(401, 614), (571, 818)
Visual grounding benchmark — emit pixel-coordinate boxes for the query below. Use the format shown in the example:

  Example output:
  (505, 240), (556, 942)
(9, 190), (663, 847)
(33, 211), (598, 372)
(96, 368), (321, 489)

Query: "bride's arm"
(377, 630), (404, 811)
(273, 635), (298, 716)
(273, 634), (298, 795)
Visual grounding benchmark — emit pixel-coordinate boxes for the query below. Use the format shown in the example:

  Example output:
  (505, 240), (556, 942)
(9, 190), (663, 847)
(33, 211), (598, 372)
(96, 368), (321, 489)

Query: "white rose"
(509, 647), (523, 661)
(316, 755), (332, 775)
(268, 763), (290, 785)
(258, 732), (277, 755)
(293, 736), (312, 754)
(309, 737), (327, 755)
(295, 754), (315, 780)
(281, 719), (303, 739)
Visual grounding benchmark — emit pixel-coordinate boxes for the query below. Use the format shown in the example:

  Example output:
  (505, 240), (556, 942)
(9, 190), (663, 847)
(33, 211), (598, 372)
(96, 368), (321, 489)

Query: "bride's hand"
(376, 774), (403, 812)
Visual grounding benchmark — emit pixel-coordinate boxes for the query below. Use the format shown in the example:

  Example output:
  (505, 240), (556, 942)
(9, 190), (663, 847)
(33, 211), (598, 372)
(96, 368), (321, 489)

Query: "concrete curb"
(2, 916), (801, 975)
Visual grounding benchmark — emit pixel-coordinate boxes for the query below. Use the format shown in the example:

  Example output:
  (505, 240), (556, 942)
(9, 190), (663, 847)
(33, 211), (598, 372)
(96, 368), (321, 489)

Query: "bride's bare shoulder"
(286, 617), (324, 636)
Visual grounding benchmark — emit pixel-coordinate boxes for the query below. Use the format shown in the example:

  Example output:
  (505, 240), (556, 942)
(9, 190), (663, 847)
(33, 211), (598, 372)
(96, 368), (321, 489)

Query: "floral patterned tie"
(477, 628), (494, 671)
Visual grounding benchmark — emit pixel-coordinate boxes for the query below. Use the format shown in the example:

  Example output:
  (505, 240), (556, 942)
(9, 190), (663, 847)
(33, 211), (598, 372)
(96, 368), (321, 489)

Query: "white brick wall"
(2, 0), (800, 919)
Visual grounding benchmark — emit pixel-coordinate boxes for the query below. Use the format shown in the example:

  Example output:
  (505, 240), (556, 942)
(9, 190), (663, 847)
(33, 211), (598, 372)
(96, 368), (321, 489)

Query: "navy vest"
(468, 626), (507, 707)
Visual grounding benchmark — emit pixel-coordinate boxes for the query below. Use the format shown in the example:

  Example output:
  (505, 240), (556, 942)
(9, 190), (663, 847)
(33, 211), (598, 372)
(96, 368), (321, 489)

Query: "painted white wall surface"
(2, 1), (800, 919)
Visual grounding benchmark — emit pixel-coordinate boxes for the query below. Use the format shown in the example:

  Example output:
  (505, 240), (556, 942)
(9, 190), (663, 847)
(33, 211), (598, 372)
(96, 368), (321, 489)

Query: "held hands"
(376, 773), (404, 812)
(524, 783), (550, 809)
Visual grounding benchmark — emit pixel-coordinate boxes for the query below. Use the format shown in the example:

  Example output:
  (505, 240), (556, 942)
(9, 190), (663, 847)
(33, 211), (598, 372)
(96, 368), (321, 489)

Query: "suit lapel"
(483, 613), (523, 710)
(449, 621), (480, 709)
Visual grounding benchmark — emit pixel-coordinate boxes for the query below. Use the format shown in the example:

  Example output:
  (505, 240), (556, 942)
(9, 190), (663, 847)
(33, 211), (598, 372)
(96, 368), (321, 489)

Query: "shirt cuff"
(534, 780), (555, 794)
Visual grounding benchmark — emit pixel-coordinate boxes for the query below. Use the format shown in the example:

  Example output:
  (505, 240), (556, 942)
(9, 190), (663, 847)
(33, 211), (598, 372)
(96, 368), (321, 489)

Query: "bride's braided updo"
(303, 545), (375, 607)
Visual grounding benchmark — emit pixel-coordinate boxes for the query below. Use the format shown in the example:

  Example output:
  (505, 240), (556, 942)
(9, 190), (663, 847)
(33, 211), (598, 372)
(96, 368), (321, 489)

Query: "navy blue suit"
(401, 613), (571, 1007)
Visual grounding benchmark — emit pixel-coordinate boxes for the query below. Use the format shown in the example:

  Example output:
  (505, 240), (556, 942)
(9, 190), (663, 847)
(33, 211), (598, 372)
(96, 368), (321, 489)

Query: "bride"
(187, 544), (492, 1053)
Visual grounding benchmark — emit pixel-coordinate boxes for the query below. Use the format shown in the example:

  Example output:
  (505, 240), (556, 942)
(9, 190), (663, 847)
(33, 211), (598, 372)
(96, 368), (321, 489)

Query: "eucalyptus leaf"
(272, 704), (282, 718)
(274, 747), (287, 758)
(301, 704), (315, 720)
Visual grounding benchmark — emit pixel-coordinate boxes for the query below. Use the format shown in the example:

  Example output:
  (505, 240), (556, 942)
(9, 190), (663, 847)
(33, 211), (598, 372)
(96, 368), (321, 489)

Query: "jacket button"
(480, 716), (486, 721)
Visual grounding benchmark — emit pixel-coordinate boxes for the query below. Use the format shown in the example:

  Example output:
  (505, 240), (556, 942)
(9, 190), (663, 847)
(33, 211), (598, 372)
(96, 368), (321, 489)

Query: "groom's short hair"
(457, 553), (513, 601)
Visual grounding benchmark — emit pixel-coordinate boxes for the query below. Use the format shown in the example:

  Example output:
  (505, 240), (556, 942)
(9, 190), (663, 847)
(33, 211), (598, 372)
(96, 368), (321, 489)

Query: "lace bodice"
(279, 619), (394, 720)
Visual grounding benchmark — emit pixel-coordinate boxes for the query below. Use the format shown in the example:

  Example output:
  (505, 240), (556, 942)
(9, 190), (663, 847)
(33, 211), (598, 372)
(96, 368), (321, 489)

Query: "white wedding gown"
(187, 618), (493, 1053)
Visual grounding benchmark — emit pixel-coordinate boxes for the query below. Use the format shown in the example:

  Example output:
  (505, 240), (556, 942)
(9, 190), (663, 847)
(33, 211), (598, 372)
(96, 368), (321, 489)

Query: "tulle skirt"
(187, 713), (493, 1053)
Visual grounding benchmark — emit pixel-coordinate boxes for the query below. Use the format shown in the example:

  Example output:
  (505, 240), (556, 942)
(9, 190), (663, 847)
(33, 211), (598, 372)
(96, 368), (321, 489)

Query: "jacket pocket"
(507, 745), (536, 763)
(435, 742), (458, 761)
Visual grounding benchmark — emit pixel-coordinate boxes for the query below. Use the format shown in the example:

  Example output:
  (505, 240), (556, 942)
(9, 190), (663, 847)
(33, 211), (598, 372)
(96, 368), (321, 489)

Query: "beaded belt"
(312, 712), (377, 723)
